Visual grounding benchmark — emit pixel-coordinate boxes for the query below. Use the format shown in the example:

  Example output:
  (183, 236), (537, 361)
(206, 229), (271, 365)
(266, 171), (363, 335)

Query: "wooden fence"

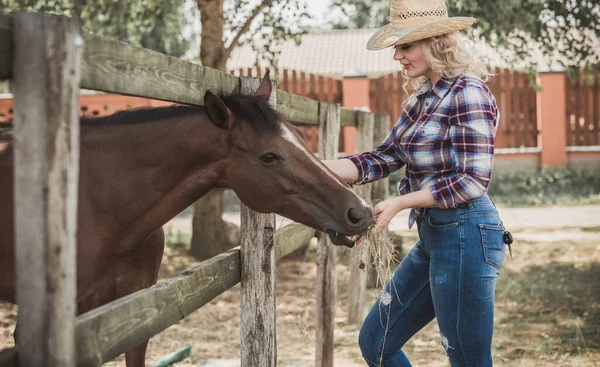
(369, 68), (540, 149)
(0, 12), (389, 367)
(233, 67), (344, 152)
(566, 73), (600, 147)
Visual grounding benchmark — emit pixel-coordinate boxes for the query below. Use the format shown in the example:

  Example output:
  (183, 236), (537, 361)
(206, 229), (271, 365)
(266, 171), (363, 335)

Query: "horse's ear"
(255, 70), (272, 98)
(204, 91), (232, 130)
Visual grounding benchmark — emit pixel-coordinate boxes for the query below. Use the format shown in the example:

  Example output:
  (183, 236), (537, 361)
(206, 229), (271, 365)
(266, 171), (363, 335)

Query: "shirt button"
(425, 101), (430, 106)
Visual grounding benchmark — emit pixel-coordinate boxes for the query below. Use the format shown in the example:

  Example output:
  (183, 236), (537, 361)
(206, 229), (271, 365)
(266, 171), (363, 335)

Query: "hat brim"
(366, 17), (477, 51)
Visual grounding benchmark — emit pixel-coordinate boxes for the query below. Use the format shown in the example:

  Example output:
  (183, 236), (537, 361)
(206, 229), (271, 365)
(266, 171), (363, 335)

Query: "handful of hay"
(350, 224), (397, 287)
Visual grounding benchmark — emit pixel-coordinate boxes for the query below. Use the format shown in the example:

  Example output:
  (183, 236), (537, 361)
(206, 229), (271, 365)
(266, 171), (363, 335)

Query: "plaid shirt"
(346, 74), (499, 228)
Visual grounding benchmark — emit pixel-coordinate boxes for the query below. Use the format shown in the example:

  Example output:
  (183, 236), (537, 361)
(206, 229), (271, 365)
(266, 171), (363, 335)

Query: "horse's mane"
(81, 94), (281, 133)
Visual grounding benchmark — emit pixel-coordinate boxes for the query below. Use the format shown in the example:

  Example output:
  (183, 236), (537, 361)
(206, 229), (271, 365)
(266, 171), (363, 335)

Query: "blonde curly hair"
(401, 32), (492, 102)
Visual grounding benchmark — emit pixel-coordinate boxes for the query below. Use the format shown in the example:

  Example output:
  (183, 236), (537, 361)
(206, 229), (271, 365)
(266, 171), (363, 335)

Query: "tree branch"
(224, 0), (269, 59)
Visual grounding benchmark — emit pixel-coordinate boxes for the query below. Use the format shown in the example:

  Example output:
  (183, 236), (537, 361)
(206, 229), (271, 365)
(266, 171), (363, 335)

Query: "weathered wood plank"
(0, 14), (338, 128)
(372, 114), (391, 203)
(80, 32), (239, 103)
(76, 248), (242, 367)
(277, 90), (319, 125)
(0, 16), (10, 80)
(347, 110), (374, 324)
(240, 75), (277, 367)
(274, 224), (315, 259)
(368, 114), (391, 288)
(75, 224), (313, 366)
(340, 107), (358, 127)
(0, 14), (239, 101)
(315, 101), (341, 367)
(13, 12), (81, 367)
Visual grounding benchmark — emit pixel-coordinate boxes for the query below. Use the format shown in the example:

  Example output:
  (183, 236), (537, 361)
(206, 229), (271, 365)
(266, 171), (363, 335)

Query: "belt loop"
(468, 201), (473, 209)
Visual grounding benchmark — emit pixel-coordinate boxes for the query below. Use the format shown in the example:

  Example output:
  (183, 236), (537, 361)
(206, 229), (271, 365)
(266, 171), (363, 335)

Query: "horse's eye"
(260, 153), (280, 165)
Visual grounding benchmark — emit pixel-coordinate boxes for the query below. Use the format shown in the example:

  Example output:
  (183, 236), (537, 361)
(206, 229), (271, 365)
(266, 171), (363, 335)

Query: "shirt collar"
(415, 75), (457, 99)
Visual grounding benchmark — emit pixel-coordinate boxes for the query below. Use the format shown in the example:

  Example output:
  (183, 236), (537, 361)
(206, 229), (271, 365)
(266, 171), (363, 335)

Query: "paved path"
(168, 205), (600, 235)
(388, 205), (600, 232)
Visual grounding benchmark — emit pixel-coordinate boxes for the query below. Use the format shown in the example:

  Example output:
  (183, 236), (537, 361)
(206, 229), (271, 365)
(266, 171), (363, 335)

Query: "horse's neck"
(80, 114), (229, 246)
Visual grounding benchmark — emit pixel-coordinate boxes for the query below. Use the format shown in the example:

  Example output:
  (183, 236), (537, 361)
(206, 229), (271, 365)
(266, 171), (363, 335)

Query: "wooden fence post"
(371, 115), (390, 203)
(367, 114), (391, 288)
(315, 102), (341, 367)
(12, 13), (82, 367)
(239, 75), (278, 367)
(347, 111), (374, 324)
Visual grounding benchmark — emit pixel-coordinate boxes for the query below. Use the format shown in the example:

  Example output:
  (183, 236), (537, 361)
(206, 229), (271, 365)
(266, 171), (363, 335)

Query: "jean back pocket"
(479, 223), (506, 269)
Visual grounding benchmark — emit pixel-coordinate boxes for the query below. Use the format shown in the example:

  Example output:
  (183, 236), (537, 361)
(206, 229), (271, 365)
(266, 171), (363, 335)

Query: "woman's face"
(393, 41), (432, 79)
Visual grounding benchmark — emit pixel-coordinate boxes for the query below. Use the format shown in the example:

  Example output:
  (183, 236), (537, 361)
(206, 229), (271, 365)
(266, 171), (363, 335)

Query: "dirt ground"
(1, 205), (600, 367)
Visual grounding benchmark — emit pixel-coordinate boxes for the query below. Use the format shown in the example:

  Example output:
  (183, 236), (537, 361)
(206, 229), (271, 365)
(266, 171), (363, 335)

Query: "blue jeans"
(359, 195), (506, 367)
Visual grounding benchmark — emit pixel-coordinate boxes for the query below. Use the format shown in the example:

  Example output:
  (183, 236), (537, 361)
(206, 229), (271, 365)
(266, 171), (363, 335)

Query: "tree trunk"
(190, 0), (230, 260)
(198, 0), (227, 71)
(191, 189), (234, 260)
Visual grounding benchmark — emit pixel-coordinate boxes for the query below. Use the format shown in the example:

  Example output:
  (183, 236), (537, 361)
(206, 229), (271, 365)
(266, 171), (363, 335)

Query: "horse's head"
(203, 72), (373, 247)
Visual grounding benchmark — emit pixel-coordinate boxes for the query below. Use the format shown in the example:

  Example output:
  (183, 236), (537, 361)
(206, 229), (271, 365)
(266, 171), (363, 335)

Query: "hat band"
(390, 7), (447, 20)
(390, 6), (448, 28)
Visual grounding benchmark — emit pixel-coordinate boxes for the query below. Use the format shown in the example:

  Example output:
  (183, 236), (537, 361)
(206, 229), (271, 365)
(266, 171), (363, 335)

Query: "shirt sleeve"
(431, 84), (498, 208)
(344, 122), (406, 185)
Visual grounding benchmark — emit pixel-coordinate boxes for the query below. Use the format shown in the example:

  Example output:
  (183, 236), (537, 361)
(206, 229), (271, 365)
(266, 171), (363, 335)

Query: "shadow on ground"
(495, 261), (600, 361)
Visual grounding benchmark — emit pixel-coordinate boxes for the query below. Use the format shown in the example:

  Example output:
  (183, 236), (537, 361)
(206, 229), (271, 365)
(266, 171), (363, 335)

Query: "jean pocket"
(427, 211), (459, 229)
(479, 224), (506, 269)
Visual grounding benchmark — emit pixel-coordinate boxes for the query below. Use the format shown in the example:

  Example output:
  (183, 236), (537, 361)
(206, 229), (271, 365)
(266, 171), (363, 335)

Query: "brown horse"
(0, 74), (372, 366)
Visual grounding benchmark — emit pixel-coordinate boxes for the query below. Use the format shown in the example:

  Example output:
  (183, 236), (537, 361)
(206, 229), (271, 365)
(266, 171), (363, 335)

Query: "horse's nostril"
(347, 207), (364, 225)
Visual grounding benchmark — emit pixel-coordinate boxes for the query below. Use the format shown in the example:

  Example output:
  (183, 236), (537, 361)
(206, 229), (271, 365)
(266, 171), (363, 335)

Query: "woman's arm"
(373, 188), (436, 229)
(327, 123), (406, 186)
(323, 159), (360, 183)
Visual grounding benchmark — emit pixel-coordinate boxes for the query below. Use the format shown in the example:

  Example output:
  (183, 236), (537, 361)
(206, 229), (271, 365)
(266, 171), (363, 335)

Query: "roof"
(227, 29), (402, 79)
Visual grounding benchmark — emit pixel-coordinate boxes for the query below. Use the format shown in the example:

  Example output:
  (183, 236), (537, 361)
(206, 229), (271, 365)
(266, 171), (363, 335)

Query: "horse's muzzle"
(345, 205), (373, 231)
(326, 230), (363, 248)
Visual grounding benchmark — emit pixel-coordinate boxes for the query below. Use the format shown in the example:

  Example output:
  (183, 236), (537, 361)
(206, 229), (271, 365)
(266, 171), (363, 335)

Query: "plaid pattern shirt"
(346, 74), (499, 228)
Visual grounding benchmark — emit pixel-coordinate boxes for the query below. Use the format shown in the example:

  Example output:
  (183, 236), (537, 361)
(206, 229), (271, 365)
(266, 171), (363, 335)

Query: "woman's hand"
(373, 197), (405, 230)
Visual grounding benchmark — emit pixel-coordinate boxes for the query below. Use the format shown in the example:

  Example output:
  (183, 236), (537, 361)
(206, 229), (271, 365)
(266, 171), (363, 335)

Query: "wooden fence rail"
(0, 21), (360, 127)
(0, 12), (388, 367)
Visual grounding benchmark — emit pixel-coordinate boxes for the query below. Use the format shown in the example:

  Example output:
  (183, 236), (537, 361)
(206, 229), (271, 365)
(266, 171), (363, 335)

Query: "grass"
(492, 232), (599, 366)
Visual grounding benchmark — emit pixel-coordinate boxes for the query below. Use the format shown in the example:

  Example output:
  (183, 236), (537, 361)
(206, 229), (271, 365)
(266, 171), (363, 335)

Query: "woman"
(324, 0), (509, 366)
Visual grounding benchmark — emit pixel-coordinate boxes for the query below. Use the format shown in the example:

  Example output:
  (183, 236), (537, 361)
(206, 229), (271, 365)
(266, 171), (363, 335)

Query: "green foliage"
(487, 167), (600, 206)
(331, 0), (389, 30)
(0, 0), (190, 57)
(331, 0), (600, 73)
(222, 0), (311, 67)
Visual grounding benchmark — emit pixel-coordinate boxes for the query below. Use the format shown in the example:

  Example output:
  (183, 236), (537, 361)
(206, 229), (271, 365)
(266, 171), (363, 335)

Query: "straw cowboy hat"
(367, 0), (476, 50)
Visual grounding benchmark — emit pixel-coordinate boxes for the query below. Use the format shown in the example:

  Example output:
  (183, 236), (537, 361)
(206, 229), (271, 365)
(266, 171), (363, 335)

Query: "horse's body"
(0, 76), (372, 366)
